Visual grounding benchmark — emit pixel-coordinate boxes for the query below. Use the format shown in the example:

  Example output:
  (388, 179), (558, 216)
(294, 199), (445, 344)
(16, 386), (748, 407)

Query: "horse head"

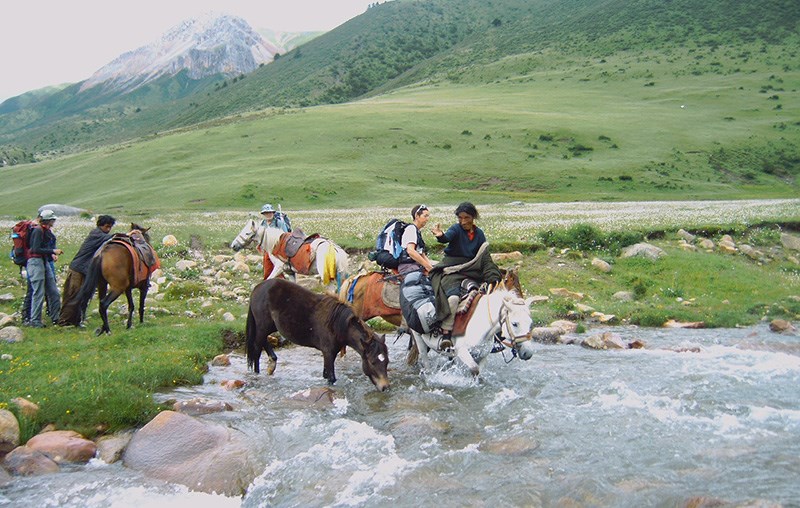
(231, 218), (258, 251)
(499, 265), (523, 296)
(129, 223), (151, 244)
(353, 321), (390, 392)
(499, 294), (535, 361)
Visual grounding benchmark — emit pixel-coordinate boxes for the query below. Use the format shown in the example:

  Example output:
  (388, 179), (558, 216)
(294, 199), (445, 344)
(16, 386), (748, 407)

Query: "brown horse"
(339, 266), (524, 327)
(246, 278), (390, 391)
(77, 224), (158, 336)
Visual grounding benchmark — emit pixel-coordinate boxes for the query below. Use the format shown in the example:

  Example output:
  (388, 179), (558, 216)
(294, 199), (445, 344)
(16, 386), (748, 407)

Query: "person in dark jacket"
(26, 209), (63, 327)
(429, 202), (501, 344)
(58, 215), (116, 327)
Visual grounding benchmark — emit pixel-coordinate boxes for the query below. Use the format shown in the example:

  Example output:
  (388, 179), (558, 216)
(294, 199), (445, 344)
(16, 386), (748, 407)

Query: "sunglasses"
(417, 204), (428, 213)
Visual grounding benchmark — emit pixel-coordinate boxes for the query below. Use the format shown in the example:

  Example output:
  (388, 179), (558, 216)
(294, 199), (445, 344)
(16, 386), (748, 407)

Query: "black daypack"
(370, 219), (410, 269)
(399, 271), (438, 334)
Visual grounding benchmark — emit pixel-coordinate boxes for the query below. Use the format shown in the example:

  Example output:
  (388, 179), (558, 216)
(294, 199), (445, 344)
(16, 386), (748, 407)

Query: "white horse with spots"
(230, 218), (349, 292)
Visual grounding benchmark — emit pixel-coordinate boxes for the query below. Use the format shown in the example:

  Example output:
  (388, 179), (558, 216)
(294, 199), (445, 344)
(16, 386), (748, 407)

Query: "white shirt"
(401, 224), (421, 251)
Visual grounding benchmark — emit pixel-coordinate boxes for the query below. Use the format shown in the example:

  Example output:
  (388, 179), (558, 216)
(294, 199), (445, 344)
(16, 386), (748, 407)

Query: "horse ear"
(524, 296), (535, 308)
(130, 223), (136, 230)
(142, 227), (150, 233)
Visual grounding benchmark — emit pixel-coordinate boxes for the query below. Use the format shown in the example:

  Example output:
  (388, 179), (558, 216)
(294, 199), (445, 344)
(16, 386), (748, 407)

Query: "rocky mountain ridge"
(80, 13), (280, 95)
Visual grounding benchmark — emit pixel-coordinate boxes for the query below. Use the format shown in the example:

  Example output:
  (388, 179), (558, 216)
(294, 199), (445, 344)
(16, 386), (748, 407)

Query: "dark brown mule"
(246, 278), (390, 391)
(77, 224), (158, 336)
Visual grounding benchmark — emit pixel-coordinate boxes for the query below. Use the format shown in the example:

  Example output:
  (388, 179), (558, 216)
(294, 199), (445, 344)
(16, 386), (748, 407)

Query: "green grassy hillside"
(0, 49), (796, 216)
(1, 0), (797, 158)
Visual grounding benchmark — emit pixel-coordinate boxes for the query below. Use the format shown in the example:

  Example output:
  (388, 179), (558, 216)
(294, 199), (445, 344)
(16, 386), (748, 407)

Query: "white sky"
(0, 0), (378, 102)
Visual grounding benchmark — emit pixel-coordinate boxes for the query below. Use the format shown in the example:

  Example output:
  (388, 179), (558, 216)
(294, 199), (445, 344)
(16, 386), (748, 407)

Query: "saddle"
(108, 232), (160, 286)
(272, 229), (321, 275)
(361, 271), (402, 318)
(452, 292), (483, 336)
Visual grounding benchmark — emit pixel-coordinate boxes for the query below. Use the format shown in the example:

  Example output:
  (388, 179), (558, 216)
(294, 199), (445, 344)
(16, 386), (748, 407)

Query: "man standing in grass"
(26, 209), (63, 328)
(58, 215), (116, 327)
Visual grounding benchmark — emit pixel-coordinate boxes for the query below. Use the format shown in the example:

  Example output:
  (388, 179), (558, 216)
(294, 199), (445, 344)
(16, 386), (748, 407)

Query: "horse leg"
(125, 288), (135, 329)
(256, 315), (279, 375)
(455, 344), (481, 376)
(322, 347), (338, 384)
(138, 283), (149, 323)
(97, 288), (120, 336)
(412, 331), (432, 372)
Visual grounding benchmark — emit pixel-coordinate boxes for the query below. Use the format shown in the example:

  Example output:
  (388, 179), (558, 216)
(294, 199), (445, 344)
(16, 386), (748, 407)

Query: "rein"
(485, 293), (533, 361)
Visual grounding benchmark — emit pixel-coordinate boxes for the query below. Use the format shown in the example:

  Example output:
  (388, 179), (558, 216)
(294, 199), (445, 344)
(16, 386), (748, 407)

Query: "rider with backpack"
(397, 204), (434, 276)
(370, 205), (434, 273)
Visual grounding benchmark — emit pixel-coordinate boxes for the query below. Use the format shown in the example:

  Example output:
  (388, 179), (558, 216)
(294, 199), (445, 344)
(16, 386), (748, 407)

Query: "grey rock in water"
(123, 410), (259, 496)
(2, 446), (60, 476)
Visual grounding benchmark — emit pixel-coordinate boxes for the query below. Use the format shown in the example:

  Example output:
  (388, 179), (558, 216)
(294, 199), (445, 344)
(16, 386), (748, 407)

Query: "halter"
(486, 293), (533, 362)
(233, 220), (257, 248)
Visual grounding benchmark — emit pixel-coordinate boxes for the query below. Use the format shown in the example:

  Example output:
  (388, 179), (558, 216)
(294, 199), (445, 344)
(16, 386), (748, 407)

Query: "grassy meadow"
(0, 40), (798, 216)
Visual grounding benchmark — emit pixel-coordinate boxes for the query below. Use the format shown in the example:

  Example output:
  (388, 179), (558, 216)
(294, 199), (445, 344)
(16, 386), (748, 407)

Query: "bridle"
(486, 294), (532, 361)
(232, 219), (257, 249)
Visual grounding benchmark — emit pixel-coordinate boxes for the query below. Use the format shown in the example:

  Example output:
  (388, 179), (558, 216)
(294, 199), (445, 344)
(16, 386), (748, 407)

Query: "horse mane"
(318, 295), (369, 343)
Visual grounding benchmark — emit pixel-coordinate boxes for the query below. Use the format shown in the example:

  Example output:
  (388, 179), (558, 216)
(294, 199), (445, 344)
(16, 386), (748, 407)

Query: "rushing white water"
(2, 325), (799, 507)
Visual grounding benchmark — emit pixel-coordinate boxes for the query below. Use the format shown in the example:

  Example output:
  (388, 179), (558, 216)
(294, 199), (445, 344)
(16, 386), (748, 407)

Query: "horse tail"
(245, 306), (259, 372)
(76, 253), (103, 313)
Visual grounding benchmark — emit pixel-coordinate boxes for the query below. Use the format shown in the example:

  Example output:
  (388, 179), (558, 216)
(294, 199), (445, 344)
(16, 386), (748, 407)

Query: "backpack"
(10, 220), (35, 266)
(371, 219), (410, 269)
(399, 271), (438, 334)
(276, 211), (292, 232)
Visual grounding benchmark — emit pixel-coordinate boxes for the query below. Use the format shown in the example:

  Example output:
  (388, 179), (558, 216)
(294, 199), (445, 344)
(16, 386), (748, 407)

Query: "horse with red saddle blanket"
(230, 218), (348, 292)
(76, 224), (159, 335)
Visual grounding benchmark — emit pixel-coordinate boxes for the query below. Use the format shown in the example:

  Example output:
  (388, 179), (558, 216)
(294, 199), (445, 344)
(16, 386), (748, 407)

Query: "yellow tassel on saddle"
(323, 245), (337, 285)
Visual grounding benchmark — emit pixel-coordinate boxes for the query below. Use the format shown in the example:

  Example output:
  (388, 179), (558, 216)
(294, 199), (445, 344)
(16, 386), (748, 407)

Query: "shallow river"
(2, 325), (799, 507)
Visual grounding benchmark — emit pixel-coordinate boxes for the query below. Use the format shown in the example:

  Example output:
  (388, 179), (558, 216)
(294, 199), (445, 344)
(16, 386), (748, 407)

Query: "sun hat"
(39, 209), (58, 221)
(260, 204), (275, 213)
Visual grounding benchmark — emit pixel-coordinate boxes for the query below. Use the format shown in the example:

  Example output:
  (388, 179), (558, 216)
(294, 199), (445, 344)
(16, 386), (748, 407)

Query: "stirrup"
(438, 332), (453, 351)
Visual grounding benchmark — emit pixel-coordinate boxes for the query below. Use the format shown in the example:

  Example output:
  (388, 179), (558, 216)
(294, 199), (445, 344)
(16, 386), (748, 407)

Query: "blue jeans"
(26, 258), (61, 326)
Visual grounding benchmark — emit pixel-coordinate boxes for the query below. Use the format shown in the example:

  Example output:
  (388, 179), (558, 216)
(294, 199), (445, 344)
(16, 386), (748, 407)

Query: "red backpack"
(10, 220), (35, 266)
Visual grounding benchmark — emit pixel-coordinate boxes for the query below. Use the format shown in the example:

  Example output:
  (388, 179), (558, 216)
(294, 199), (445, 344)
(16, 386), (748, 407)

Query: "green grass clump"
(538, 223), (642, 254)
(0, 323), (224, 440)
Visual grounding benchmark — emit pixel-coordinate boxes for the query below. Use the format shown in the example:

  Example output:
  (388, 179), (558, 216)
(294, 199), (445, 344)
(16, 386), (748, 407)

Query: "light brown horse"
(77, 224), (158, 335)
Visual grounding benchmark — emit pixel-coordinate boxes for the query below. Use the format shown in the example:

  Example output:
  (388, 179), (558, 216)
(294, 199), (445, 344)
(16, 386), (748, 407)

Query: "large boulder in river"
(26, 430), (97, 464)
(123, 410), (259, 496)
(0, 409), (20, 457)
(2, 446), (60, 476)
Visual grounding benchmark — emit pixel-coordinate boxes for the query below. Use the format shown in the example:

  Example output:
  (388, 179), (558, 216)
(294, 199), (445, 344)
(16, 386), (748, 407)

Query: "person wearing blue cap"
(260, 203), (292, 232)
